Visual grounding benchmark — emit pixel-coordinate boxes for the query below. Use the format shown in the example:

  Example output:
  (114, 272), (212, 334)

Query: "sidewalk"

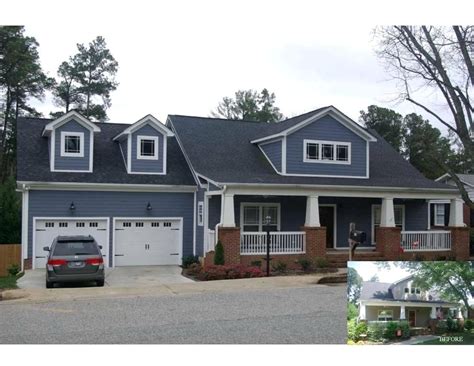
(0, 269), (346, 304)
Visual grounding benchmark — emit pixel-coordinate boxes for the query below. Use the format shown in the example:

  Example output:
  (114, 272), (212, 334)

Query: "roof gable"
(42, 111), (101, 136)
(251, 106), (377, 144)
(113, 114), (174, 141)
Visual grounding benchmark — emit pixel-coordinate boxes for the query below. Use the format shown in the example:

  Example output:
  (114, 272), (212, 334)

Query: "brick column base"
(217, 227), (241, 265)
(301, 226), (327, 258)
(450, 227), (470, 260)
(23, 258), (32, 270)
(375, 227), (401, 260)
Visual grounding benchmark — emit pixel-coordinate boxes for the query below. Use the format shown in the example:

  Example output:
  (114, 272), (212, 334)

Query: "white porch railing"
(240, 232), (306, 255)
(400, 231), (451, 252)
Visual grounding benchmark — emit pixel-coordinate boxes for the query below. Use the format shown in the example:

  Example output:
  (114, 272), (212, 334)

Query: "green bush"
(367, 322), (386, 342)
(399, 320), (410, 339)
(314, 257), (329, 268)
(214, 241), (225, 265)
(436, 320), (448, 334)
(347, 319), (367, 342)
(347, 302), (358, 320)
(250, 260), (262, 268)
(446, 317), (458, 332)
(184, 263), (202, 276)
(272, 261), (287, 273)
(296, 258), (312, 272)
(464, 319), (473, 331)
(181, 255), (200, 268)
(7, 263), (20, 276)
(384, 321), (399, 340)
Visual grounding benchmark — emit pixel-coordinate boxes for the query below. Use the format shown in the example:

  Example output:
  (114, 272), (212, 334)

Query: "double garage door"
(33, 217), (182, 268)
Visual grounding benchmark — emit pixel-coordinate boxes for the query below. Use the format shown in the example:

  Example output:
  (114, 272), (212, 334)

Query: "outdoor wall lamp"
(146, 202), (153, 211)
(69, 202), (76, 211)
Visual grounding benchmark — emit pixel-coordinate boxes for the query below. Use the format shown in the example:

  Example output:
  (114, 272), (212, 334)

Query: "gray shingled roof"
(17, 118), (196, 185)
(360, 281), (448, 303)
(168, 113), (456, 189)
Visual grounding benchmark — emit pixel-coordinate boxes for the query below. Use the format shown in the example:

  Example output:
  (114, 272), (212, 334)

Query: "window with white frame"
(137, 135), (159, 160)
(60, 132), (84, 157)
(434, 204), (446, 226)
(241, 203), (280, 232)
(377, 310), (393, 321)
(372, 205), (405, 244)
(198, 201), (204, 226)
(303, 140), (350, 164)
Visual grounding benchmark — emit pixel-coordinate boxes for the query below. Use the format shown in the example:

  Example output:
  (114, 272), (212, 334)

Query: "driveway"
(17, 266), (192, 289)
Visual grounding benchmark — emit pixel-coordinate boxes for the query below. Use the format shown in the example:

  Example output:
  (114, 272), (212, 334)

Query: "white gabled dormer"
(113, 114), (174, 175)
(42, 111), (101, 173)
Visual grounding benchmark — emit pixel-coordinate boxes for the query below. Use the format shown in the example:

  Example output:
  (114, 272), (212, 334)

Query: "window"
(241, 203), (280, 232)
(415, 288), (421, 294)
(434, 204), (446, 226)
(59, 222), (68, 228)
(45, 222), (55, 228)
(377, 310), (393, 321)
(76, 222), (85, 228)
(122, 222), (132, 227)
(303, 140), (351, 164)
(163, 222), (172, 227)
(60, 132), (84, 157)
(404, 287), (409, 293)
(135, 222), (144, 227)
(198, 201), (204, 226)
(89, 222), (98, 228)
(137, 135), (159, 160)
(372, 205), (405, 244)
(151, 222), (160, 227)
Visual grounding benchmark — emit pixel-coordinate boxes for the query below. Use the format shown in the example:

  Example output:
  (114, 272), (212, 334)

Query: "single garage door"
(34, 218), (109, 269)
(114, 218), (182, 266)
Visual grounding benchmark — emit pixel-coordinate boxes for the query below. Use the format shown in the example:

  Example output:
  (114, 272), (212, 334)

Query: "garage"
(114, 218), (182, 266)
(33, 217), (109, 269)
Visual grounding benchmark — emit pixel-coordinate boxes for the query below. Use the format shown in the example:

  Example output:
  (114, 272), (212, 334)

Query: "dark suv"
(44, 235), (105, 288)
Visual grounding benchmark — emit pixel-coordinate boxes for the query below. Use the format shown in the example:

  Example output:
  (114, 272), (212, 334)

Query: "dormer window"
(60, 132), (84, 157)
(137, 135), (159, 160)
(303, 139), (351, 164)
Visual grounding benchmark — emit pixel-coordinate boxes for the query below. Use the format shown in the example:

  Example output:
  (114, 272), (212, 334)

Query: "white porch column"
(457, 307), (464, 319)
(448, 198), (464, 227)
(400, 305), (406, 320)
(380, 197), (395, 227)
(305, 195), (320, 227)
(430, 306), (437, 319)
(359, 303), (366, 320)
(221, 193), (235, 227)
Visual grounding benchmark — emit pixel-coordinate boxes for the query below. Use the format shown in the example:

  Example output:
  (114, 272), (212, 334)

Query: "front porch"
(203, 187), (469, 266)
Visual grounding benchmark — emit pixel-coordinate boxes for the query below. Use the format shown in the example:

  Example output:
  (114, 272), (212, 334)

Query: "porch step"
(326, 250), (385, 268)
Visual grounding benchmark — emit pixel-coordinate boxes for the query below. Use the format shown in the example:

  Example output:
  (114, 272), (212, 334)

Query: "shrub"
(398, 320), (410, 339)
(314, 257), (329, 268)
(436, 320), (448, 334)
(446, 317), (458, 332)
(347, 302), (358, 320)
(214, 241), (225, 265)
(296, 258), (312, 272)
(198, 264), (263, 281)
(272, 261), (287, 273)
(184, 263), (202, 276)
(464, 319), (473, 331)
(367, 322), (387, 342)
(347, 319), (367, 342)
(250, 260), (262, 268)
(7, 263), (20, 276)
(182, 255), (200, 268)
(384, 321), (399, 340)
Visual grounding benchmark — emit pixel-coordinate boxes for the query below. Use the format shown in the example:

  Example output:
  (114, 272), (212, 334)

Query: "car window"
(53, 241), (100, 256)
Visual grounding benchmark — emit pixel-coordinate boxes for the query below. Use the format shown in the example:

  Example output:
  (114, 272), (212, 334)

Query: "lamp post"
(263, 215), (272, 277)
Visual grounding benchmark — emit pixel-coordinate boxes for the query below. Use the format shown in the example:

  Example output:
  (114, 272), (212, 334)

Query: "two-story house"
(358, 276), (463, 327)
(16, 106), (469, 270)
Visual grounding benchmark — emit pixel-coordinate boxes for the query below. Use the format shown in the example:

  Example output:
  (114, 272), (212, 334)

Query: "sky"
(2, 1), (471, 130)
(348, 261), (411, 283)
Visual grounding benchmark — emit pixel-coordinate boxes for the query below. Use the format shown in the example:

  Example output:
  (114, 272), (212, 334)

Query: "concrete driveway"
(17, 266), (193, 289)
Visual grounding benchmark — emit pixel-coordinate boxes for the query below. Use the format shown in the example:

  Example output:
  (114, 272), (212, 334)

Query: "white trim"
(60, 131), (85, 158)
(360, 299), (460, 308)
(112, 114), (174, 141)
(197, 201), (204, 226)
(371, 204), (405, 245)
(111, 217), (183, 268)
(366, 142), (370, 178)
(32, 216), (110, 270)
(282, 136), (287, 174)
(320, 203), (337, 249)
(258, 144), (281, 174)
(21, 188), (29, 271)
(89, 129), (94, 172)
(279, 172), (369, 179)
(119, 142), (127, 170)
(127, 134), (132, 174)
(193, 192), (197, 255)
(163, 133), (168, 174)
(203, 192), (210, 251)
(240, 202), (281, 232)
(17, 181), (197, 192)
(195, 172), (222, 190)
(136, 135), (159, 160)
(50, 129), (55, 171)
(250, 106), (377, 144)
(434, 203), (446, 226)
(42, 111), (101, 136)
(303, 139), (351, 165)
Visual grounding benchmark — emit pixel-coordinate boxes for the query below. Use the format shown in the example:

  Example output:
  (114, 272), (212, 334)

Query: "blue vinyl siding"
(119, 140), (128, 169)
(28, 190), (194, 266)
(54, 120), (91, 171)
(286, 115), (367, 177)
(130, 123), (165, 173)
(260, 140), (282, 172)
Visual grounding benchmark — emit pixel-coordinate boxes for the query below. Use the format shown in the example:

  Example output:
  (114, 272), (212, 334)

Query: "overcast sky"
(348, 262), (411, 283)
(3, 1), (472, 131)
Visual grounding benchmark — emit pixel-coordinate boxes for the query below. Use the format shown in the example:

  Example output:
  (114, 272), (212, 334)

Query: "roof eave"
(41, 111), (101, 137)
(112, 114), (174, 141)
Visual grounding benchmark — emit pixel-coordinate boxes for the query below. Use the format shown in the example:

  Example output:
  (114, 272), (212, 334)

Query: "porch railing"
(400, 231), (451, 252)
(240, 232), (306, 255)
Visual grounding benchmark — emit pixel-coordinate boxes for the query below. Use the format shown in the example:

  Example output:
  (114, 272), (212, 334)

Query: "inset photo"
(347, 261), (473, 345)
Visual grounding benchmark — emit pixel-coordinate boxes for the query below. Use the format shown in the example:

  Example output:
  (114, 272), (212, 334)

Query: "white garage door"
(34, 218), (109, 269)
(114, 218), (182, 266)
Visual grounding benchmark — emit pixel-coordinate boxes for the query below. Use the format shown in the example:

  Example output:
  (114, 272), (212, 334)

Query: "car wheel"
(46, 280), (53, 289)
(96, 279), (105, 287)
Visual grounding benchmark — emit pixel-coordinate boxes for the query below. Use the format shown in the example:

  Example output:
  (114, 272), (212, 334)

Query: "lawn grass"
(416, 331), (474, 345)
(0, 275), (19, 290)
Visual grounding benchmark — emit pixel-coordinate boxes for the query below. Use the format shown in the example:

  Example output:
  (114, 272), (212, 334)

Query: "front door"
(408, 310), (416, 327)
(320, 206), (335, 248)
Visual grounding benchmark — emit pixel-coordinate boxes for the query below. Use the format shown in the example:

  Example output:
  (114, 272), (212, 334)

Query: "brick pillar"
(450, 227), (469, 260)
(375, 227), (401, 260)
(23, 258), (32, 270)
(217, 227), (241, 265)
(301, 226), (326, 258)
